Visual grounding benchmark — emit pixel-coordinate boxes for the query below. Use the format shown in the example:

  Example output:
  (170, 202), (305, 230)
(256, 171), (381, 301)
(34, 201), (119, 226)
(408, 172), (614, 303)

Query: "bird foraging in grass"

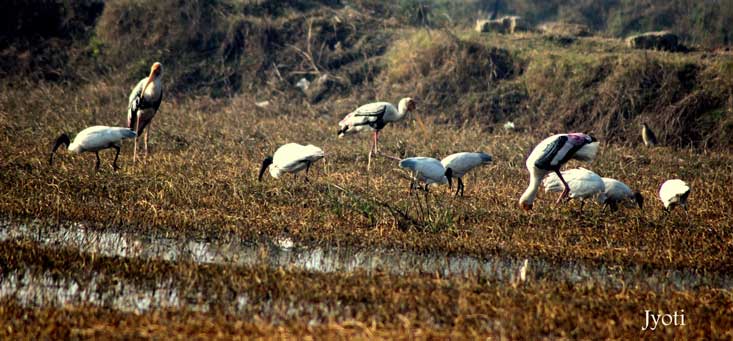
(659, 179), (690, 212)
(542, 167), (605, 212)
(338, 97), (416, 171)
(127, 62), (164, 163)
(440, 152), (493, 196)
(50, 126), (137, 171)
(598, 177), (644, 212)
(641, 122), (658, 147)
(398, 157), (452, 193)
(519, 133), (599, 210)
(258, 143), (324, 182)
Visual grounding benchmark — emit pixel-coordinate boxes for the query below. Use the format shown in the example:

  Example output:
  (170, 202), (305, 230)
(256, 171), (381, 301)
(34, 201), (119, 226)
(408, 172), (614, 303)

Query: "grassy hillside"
(2, 0), (732, 150)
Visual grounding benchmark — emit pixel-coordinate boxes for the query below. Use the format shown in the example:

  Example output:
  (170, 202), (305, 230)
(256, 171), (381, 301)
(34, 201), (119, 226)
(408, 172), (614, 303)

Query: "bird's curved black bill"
(258, 156), (273, 181)
(50, 133), (70, 165)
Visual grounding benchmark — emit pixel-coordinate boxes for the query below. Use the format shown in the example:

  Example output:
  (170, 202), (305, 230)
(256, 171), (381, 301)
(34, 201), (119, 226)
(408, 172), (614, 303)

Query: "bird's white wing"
(659, 179), (690, 207)
(338, 102), (394, 131)
(441, 152), (492, 177)
(273, 143), (323, 172)
(73, 126), (136, 152)
(543, 168), (604, 199)
(602, 178), (632, 200)
(401, 157), (446, 183)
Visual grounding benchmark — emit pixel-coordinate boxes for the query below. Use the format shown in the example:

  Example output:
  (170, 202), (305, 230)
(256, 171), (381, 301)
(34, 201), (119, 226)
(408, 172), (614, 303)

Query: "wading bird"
(542, 167), (605, 212)
(128, 62), (164, 162)
(50, 126), (137, 171)
(599, 177), (643, 212)
(659, 179), (690, 212)
(258, 143), (324, 182)
(440, 152), (493, 196)
(519, 133), (599, 210)
(641, 122), (657, 147)
(338, 98), (416, 170)
(398, 157), (452, 192)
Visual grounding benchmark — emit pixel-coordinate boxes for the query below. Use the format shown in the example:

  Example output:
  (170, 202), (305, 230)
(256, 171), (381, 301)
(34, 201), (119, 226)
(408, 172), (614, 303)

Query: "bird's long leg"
(554, 170), (570, 204)
(373, 131), (380, 154)
(95, 152), (101, 171)
(112, 145), (121, 171)
(144, 122), (151, 158)
(459, 178), (465, 197)
(304, 161), (312, 183)
(133, 115), (141, 163)
(579, 200), (585, 213)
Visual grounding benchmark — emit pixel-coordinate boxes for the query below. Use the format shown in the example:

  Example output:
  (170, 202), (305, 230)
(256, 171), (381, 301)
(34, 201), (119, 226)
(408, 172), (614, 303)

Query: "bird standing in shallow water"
(519, 133), (599, 210)
(50, 126), (137, 171)
(258, 143), (324, 182)
(128, 62), (164, 162)
(659, 179), (690, 212)
(542, 167), (605, 212)
(338, 98), (416, 171)
(440, 152), (493, 196)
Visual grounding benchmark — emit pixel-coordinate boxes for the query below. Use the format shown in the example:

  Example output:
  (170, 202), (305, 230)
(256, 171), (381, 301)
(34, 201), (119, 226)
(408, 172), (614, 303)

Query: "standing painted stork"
(128, 62), (164, 162)
(338, 97), (416, 170)
(50, 126), (137, 171)
(440, 152), (493, 196)
(398, 157), (452, 192)
(659, 179), (690, 212)
(258, 143), (325, 181)
(599, 177), (643, 212)
(519, 133), (599, 210)
(641, 122), (657, 147)
(542, 167), (606, 212)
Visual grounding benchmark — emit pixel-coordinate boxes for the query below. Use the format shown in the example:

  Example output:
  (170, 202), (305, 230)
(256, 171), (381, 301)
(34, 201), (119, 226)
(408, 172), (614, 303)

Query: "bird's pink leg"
(144, 122), (151, 158)
(554, 170), (570, 204)
(133, 115), (141, 163)
(373, 131), (380, 155)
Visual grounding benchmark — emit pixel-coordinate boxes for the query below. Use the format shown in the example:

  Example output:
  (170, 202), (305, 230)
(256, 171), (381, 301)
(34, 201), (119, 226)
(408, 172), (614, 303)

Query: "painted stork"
(258, 143), (324, 181)
(338, 97), (416, 170)
(599, 177), (643, 212)
(659, 179), (690, 212)
(641, 123), (657, 147)
(128, 62), (164, 162)
(50, 126), (137, 171)
(542, 167), (605, 211)
(440, 152), (493, 196)
(519, 133), (599, 210)
(398, 157), (452, 192)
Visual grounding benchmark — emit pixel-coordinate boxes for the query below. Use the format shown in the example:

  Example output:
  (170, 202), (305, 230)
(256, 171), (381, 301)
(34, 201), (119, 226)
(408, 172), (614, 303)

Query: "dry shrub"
(524, 51), (733, 148)
(383, 30), (521, 123)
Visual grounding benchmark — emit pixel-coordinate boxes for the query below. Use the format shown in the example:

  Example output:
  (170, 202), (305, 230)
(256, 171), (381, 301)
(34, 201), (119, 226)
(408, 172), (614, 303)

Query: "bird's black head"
(634, 191), (644, 210)
(258, 156), (273, 181)
(444, 167), (453, 189)
(49, 133), (71, 166)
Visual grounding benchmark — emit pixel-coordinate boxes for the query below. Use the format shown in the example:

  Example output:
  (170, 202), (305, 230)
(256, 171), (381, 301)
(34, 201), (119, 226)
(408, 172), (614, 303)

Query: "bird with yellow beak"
(127, 62), (164, 162)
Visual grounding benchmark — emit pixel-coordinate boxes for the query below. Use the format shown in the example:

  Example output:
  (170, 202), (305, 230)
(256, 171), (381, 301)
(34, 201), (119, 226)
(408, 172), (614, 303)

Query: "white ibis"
(599, 177), (643, 212)
(641, 123), (657, 147)
(258, 143), (324, 181)
(338, 97), (416, 170)
(542, 167), (605, 211)
(50, 126), (137, 171)
(398, 157), (452, 192)
(659, 179), (690, 211)
(128, 62), (164, 162)
(440, 152), (493, 196)
(519, 133), (599, 210)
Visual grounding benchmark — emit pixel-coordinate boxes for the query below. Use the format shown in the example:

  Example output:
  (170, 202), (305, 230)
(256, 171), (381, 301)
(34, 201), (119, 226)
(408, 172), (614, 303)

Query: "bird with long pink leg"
(127, 62), (164, 163)
(519, 133), (599, 210)
(337, 97), (416, 171)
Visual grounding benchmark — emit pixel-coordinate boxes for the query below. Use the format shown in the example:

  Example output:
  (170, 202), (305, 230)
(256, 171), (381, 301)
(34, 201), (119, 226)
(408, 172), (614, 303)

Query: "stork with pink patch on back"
(519, 133), (599, 210)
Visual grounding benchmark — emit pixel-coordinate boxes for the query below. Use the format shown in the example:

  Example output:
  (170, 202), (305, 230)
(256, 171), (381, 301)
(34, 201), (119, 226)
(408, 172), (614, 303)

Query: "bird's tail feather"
(542, 173), (565, 193)
(574, 142), (599, 162)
